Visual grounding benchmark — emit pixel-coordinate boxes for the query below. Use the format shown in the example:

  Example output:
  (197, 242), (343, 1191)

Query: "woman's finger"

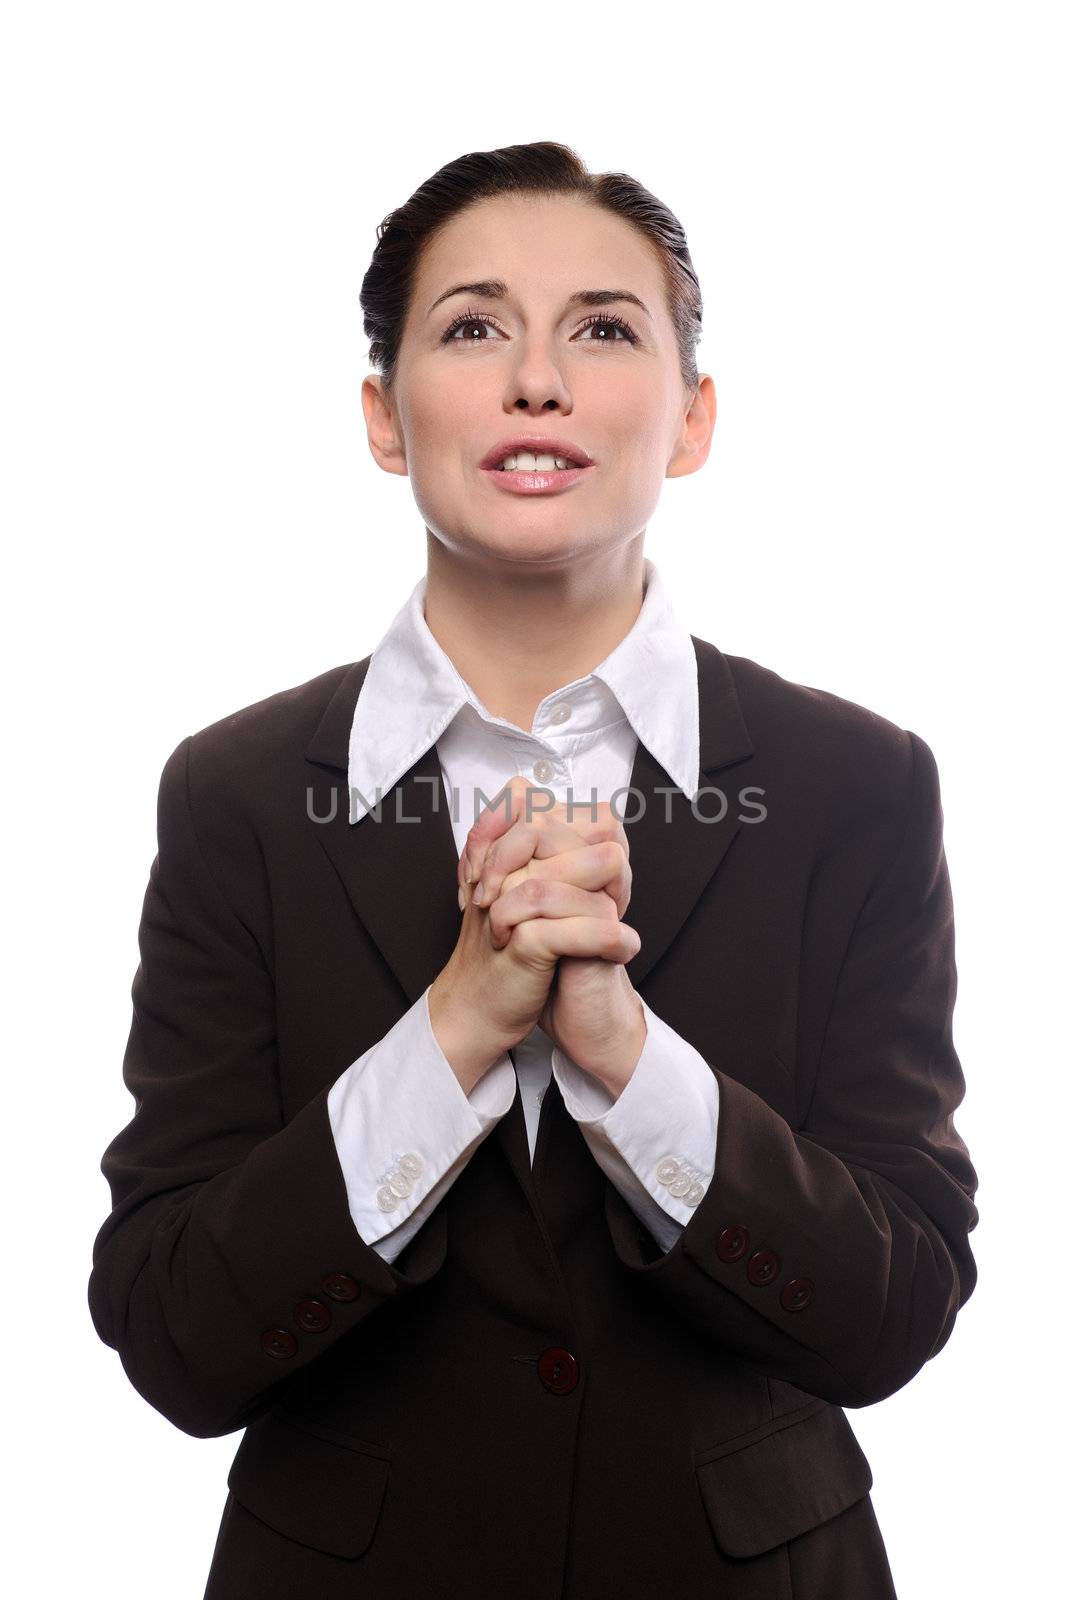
(472, 815), (581, 905)
(485, 878), (618, 949)
(505, 908), (642, 966)
(487, 840), (631, 919)
(459, 775), (541, 887)
(461, 777), (629, 888)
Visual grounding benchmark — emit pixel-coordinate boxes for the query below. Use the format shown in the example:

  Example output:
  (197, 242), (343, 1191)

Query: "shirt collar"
(347, 557), (700, 823)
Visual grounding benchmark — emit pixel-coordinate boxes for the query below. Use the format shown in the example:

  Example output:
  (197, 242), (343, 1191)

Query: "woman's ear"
(666, 373), (716, 480)
(362, 375), (409, 477)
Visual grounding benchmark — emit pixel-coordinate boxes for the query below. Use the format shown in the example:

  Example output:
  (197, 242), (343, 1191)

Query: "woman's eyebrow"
(425, 279), (652, 320)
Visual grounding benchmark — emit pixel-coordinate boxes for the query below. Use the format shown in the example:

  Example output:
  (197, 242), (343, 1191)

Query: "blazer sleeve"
(603, 729), (980, 1408)
(87, 735), (451, 1440)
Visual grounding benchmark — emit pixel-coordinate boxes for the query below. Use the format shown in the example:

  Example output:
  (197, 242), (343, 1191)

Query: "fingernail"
(458, 885), (467, 911)
(473, 880), (486, 905)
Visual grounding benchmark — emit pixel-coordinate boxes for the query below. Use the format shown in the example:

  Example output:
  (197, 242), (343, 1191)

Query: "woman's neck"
(422, 536), (649, 732)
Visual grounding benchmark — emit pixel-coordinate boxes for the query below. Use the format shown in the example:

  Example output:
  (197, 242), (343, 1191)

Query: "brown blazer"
(88, 637), (979, 1599)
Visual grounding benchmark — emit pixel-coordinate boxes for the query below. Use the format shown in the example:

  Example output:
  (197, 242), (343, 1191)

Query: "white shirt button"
(398, 1152), (424, 1177)
(668, 1172), (693, 1198)
(682, 1181), (705, 1207)
(532, 758), (555, 783)
(387, 1168), (413, 1198)
(548, 702), (572, 724)
(655, 1156), (681, 1184)
(376, 1185), (400, 1212)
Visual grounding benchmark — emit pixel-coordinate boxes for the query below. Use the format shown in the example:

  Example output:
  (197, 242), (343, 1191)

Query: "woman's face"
(363, 193), (715, 570)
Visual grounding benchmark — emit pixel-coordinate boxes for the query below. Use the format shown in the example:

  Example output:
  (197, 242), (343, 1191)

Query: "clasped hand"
(457, 775), (647, 1092)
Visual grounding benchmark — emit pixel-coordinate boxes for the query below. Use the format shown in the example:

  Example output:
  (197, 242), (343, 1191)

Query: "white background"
(4, 3), (1061, 1594)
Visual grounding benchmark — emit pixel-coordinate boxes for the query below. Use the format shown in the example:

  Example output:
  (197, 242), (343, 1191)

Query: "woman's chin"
(432, 520), (598, 568)
(482, 530), (600, 567)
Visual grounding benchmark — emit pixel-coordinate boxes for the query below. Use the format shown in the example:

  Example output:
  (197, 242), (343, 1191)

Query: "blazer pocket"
(693, 1400), (873, 1559)
(227, 1409), (390, 1560)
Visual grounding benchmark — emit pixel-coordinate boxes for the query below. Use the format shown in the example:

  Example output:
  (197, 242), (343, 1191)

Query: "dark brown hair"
(359, 140), (703, 400)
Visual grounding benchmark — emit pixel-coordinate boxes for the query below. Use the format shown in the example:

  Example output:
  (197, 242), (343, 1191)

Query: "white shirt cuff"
(327, 984), (515, 1257)
(552, 999), (720, 1245)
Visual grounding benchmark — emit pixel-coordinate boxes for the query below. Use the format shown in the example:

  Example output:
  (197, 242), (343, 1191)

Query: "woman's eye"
(442, 315), (504, 344)
(575, 315), (639, 344)
(441, 312), (639, 346)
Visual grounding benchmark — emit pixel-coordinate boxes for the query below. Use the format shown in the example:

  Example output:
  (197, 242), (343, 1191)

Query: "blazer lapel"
(305, 659), (463, 1014)
(624, 636), (755, 989)
(303, 636), (755, 1204)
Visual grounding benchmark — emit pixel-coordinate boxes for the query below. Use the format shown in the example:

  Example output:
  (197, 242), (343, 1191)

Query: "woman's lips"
(479, 464), (596, 496)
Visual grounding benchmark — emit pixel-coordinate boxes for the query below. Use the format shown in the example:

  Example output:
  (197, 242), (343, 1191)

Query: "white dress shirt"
(327, 558), (721, 1264)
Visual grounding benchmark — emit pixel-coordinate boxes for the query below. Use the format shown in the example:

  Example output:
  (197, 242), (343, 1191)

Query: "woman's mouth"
(480, 451), (595, 496)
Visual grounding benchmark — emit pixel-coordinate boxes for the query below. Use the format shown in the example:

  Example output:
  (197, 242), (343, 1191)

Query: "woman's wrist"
(428, 974), (514, 1094)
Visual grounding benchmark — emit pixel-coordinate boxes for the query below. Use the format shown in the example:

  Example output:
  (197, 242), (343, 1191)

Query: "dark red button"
(715, 1225), (750, 1263)
(780, 1277), (815, 1312)
(537, 1347), (580, 1395)
(294, 1298), (332, 1333)
(321, 1272), (361, 1302)
(746, 1248), (782, 1286)
(260, 1327), (297, 1359)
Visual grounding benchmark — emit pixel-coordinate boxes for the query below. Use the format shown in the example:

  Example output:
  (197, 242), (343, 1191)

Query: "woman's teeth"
(496, 452), (582, 472)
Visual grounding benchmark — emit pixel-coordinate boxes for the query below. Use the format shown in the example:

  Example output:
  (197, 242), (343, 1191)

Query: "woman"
(88, 141), (979, 1599)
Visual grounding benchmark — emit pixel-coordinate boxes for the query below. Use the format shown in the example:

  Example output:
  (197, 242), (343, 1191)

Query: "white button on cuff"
(656, 1154), (706, 1206)
(376, 1152), (426, 1210)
